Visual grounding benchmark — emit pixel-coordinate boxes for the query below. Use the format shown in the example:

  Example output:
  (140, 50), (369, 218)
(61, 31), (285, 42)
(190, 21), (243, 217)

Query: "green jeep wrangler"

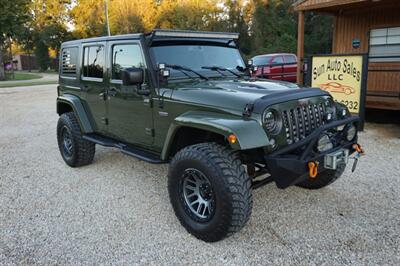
(57, 29), (362, 242)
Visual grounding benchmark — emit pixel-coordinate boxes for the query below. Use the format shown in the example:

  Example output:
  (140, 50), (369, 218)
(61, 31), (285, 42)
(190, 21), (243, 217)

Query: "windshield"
(150, 44), (246, 78)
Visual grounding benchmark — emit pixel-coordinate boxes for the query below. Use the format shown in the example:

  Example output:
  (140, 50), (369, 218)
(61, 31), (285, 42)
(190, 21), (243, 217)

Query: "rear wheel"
(57, 112), (95, 167)
(168, 143), (252, 242)
(296, 163), (346, 189)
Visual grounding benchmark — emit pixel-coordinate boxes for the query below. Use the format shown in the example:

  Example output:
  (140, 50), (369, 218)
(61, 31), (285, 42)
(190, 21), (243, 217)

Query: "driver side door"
(104, 40), (154, 147)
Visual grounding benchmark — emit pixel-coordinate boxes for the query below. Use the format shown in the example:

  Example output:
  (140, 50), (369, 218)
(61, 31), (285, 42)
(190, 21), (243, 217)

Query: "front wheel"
(168, 143), (252, 242)
(296, 163), (346, 189)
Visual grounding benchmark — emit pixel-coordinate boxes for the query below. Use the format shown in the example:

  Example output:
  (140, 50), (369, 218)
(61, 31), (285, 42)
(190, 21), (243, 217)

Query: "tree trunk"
(28, 52), (31, 72)
(9, 38), (14, 79)
(0, 41), (5, 81)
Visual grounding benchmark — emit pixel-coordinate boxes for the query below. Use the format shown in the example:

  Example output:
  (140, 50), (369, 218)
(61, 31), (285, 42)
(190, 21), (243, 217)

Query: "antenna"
(104, 0), (111, 36)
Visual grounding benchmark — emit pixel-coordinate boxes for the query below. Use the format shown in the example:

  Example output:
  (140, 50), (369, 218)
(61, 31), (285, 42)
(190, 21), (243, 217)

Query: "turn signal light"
(228, 134), (237, 144)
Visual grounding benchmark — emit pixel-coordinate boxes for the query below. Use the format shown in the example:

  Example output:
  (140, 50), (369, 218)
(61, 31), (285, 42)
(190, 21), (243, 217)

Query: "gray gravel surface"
(1, 85), (399, 265)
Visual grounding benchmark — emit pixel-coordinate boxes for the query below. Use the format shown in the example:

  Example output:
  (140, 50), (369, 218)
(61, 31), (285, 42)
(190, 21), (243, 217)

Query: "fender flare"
(57, 94), (93, 133)
(161, 110), (270, 160)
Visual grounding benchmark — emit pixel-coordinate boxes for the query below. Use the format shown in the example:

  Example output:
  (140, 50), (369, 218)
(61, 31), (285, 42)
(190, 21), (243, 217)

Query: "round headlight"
(346, 125), (357, 141)
(262, 109), (281, 133)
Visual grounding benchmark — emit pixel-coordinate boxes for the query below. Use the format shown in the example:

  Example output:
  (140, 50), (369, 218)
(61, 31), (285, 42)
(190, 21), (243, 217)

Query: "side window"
(253, 56), (271, 66)
(83, 45), (104, 79)
(272, 56), (284, 65)
(112, 44), (144, 80)
(284, 55), (297, 64)
(61, 47), (78, 77)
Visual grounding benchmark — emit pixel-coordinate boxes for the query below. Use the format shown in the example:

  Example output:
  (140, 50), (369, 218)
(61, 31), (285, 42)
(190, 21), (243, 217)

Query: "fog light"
(317, 134), (333, 152)
(346, 125), (357, 141)
(326, 112), (332, 121)
(341, 109), (347, 117)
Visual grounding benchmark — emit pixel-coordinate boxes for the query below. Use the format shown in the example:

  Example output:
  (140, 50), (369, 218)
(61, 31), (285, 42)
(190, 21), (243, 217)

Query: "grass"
(0, 80), (57, 88)
(29, 70), (58, 75)
(9, 72), (42, 81)
(0, 71), (58, 88)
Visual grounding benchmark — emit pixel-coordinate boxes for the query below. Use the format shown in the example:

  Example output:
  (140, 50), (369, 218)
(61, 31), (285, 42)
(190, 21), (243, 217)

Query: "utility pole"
(105, 0), (111, 36)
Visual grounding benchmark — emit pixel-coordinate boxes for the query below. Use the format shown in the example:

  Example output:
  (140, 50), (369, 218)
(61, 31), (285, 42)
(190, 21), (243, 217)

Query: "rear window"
(284, 55), (297, 64)
(61, 47), (78, 77)
(252, 56), (271, 66)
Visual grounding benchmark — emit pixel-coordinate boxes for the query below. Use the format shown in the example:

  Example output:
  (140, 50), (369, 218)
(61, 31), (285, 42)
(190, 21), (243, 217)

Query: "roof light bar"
(152, 29), (239, 40)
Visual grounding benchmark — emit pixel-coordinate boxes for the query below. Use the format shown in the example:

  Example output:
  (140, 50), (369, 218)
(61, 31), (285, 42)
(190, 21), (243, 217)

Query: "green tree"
(250, 0), (297, 55)
(304, 12), (333, 55)
(156, 0), (220, 31)
(0, 0), (30, 80)
(70, 0), (108, 38)
(68, 0), (334, 58)
(29, 0), (71, 71)
(109, 0), (158, 34)
(222, 0), (253, 55)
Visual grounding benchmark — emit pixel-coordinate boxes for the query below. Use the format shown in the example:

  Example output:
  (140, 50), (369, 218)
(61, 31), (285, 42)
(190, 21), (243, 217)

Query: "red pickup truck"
(251, 53), (297, 82)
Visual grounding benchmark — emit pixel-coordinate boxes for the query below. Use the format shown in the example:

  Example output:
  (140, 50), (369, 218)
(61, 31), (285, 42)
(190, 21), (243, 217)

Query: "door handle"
(108, 87), (118, 97)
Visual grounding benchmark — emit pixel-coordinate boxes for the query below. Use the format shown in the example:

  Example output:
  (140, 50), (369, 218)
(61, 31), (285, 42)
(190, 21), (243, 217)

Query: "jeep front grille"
(282, 103), (326, 144)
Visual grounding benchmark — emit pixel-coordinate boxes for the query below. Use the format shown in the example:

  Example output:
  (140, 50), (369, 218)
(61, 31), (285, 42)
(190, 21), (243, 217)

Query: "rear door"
(80, 42), (108, 134)
(105, 40), (153, 146)
(283, 55), (297, 82)
(270, 56), (284, 80)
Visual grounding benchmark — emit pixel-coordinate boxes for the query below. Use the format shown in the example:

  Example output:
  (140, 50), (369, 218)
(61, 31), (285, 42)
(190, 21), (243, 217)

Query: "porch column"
(297, 10), (305, 85)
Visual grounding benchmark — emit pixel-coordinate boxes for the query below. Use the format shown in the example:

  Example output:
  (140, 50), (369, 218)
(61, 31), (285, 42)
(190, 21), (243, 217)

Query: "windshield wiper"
(202, 66), (241, 78)
(165, 64), (209, 80)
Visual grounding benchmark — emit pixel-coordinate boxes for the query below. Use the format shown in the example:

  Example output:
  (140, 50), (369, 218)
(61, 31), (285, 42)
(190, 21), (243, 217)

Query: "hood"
(168, 79), (328, 113)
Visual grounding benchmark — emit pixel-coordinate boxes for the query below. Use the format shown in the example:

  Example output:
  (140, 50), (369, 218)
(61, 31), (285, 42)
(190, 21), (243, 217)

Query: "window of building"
(61, 47), (78, 76)
(83, 45), (104, 79)
(112, 44), (144, 80)
(369, 27), (400, 62)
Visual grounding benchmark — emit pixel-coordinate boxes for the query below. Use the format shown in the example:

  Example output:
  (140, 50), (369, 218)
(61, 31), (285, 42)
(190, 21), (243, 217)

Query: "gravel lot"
(1, 85), (399, 265)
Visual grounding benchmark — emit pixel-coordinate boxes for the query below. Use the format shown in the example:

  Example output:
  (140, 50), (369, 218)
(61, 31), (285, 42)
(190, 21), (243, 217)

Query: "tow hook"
(351, 143), (365, 172)
(308, 161), (319, 178)
(352, 143), (364, 154)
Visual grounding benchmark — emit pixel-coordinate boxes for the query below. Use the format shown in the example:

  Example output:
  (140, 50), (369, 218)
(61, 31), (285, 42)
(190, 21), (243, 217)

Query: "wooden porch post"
(297, 10), (305, 85)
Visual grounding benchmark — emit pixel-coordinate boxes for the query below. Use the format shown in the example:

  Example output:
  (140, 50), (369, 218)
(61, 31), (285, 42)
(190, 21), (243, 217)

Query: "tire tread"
(169, 143), (252, 242)
(57, 112), (95, 167)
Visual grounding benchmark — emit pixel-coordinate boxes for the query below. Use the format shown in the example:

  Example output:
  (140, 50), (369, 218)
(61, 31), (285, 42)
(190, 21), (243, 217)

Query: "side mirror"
(121, 68), (144, 86)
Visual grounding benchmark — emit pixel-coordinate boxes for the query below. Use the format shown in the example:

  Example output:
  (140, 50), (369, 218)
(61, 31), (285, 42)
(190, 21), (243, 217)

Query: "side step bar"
(82, 134), (166, 164)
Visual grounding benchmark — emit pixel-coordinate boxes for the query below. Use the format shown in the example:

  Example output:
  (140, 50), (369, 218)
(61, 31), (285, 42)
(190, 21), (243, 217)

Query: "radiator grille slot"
(282, 103), (326, 144)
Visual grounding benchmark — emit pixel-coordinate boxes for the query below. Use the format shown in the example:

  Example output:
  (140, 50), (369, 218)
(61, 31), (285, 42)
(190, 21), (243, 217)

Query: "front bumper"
(264, 116), (360, 189)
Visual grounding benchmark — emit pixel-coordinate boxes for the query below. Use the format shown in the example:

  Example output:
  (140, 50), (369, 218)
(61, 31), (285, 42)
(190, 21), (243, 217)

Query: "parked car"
(57, 29), (363, 242)
(251, 53), (297, 82)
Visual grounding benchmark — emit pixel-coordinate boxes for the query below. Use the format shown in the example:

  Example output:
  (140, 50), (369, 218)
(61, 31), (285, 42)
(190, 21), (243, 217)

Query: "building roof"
(294, 0), (367, 11)
(293, 0), (399, 12)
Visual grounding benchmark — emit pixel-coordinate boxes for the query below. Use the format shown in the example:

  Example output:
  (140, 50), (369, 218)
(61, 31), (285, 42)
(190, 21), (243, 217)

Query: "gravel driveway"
(1, 85), (399, 265)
